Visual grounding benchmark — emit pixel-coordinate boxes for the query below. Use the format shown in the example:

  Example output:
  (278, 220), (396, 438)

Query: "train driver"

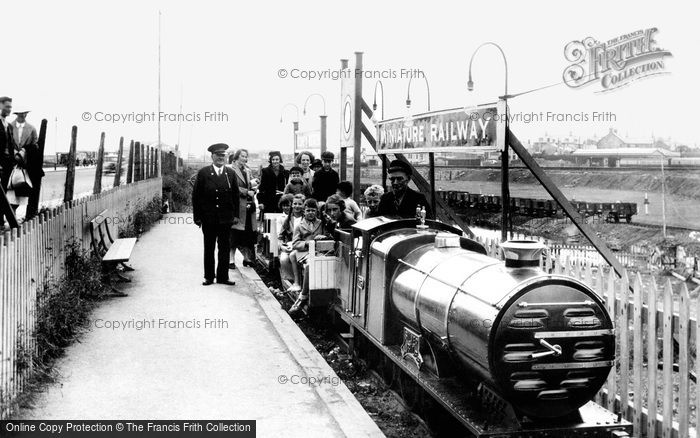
(377, 159), (433, 220)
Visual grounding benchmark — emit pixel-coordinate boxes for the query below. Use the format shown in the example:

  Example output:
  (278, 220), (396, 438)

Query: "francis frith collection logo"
(563, 28), (672, 92)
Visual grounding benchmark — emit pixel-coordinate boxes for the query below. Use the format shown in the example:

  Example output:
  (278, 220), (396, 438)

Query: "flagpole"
(157, 10), (162, 177)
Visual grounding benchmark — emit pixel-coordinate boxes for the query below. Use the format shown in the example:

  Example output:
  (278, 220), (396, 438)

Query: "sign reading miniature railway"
(376, 105), (498, 154)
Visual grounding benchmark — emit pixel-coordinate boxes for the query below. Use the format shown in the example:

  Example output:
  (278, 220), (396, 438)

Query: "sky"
(3, 0), (697, 157)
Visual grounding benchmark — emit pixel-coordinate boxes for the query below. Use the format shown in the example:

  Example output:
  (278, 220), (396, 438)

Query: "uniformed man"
(192, 143), (240, 286)
(377, 159), (433, 219)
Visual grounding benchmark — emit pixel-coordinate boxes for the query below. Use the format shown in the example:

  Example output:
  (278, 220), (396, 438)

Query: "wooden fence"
(0, 177), (162, 418)
(478, 236), (697, 438)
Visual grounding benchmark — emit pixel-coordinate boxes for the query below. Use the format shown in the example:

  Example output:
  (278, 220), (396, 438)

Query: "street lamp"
(467, 42), (510, 242)
(467, 42), (509, 99)
(280, 103), (300, 154)
(302, 94), (327, 153)
(371, 80), (384, 123)
(406, 74), (431, 111)
(302, 93), (326, 116)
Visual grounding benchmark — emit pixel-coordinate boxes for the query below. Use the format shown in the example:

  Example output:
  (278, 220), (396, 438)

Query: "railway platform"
(18, 213), (384, 438)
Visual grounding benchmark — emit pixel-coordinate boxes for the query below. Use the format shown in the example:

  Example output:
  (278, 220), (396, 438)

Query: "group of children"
(274, 184), (362, 314)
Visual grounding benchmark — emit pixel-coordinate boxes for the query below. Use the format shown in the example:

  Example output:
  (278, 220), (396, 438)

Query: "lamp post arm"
(302, 94), (326, 116)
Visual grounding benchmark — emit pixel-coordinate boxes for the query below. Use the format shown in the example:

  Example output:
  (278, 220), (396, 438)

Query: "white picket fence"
(478, 236), (697, 438)
(0, 178), (162, 418)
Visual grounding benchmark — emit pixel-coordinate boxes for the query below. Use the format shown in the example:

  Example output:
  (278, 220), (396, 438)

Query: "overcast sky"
(4, 0), (696, 157)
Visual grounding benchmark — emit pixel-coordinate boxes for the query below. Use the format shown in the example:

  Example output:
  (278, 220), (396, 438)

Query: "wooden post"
(141, 146), (151, 179)
(151, 147), (156, 178)
(678, 284), (689, 438)
(134, 141), (141, 182)
(647, 280), (658, 437)
(619, 271), (629, 418)
(140, 142), (145, 181)
(26, 119), (48, 218)
(632, 274), (643, 432)
(114, 137), (124, 187)
(662, 279), (673, 438)
(352, 52), (363, 204)
(152, 148), (157, 177)
(340, 147), (347, 181)
(63, 126), (77, 203)
(126, 140), (134, 184)
(0, 185), (19, 228)
(93, 132), (105, 194)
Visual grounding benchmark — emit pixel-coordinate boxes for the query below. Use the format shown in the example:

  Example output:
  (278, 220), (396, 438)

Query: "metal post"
(320, 115), (327, 154)
(293, 121), (299, 156)
(660, 154), (666, 238)
(429, 152), (436, 215)
(352, 52), (364, 204)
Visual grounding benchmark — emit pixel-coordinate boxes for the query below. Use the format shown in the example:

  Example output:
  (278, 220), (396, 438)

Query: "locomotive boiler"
(332, 217), (628, 435)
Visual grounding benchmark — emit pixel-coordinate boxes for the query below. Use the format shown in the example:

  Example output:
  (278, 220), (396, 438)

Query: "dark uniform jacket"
(377, 187), (433, 220)
(192, 165), (240, 225)
(311, 168), (339, 203)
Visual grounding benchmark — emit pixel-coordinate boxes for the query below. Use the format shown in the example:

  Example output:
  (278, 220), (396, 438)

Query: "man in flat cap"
(377, 159), (433, 220)
(311, 150), (339, 203)
(192, 143), (240, 286)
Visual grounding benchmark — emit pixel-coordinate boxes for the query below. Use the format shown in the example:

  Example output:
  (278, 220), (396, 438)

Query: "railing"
(477, 236), (697, 438)
(0, 178), (162, 418)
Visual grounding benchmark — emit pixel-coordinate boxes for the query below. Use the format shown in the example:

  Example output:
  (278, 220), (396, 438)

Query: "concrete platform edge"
(240, 267), (385, 438)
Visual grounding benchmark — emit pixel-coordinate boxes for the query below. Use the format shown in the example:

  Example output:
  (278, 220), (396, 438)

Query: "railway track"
(410, 165), (700, 172)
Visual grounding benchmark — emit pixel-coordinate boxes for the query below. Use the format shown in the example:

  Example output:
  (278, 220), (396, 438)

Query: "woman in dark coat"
(228, 149), (257, 267)
(257, 151), (287, 213)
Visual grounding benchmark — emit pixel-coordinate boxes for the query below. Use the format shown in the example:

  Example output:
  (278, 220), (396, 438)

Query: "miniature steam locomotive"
(262, 215), (632, 437)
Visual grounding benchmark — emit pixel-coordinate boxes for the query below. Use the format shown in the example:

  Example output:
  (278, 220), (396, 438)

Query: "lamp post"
(468, 42), (510, 242)
(406, 74), (431, 111)
(371, 80), (384, 123)
(303, 94), (327, 153)
(405, 74), (435, 214)
(280, 103), (300, 155)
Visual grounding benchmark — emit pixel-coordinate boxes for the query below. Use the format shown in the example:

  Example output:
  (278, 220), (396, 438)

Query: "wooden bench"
(90, 209), (137, 296)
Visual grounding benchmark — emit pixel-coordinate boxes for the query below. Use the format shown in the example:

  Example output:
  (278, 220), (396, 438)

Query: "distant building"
(571, 147), (679, 167)
(597, 128), (669, 149)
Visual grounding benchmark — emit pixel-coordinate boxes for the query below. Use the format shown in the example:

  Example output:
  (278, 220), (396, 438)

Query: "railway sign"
(376, 104), (498, 154)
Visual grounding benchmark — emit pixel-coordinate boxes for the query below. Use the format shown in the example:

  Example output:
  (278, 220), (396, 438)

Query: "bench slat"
(103, 238), (137, 263)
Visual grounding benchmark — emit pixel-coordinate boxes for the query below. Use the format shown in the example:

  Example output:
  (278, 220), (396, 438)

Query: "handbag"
(9, 166), (33, 197)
